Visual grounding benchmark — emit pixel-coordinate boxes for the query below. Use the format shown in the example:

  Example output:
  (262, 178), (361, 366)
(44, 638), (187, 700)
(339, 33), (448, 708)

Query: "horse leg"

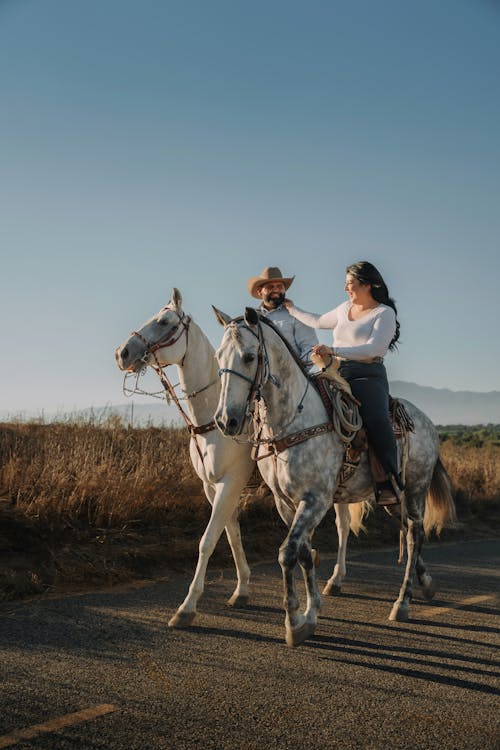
(168, 479), (249, 627)
(299, 540), (323, 627)
(411, 501), (435, 600)
(224, 509), (252, 607)
(303, 530), (321, 569)
(417, 553), (436, 600)
(323, 503), (350, 596)
(389, 514), (424, 622)
(279, 497), (326, 647)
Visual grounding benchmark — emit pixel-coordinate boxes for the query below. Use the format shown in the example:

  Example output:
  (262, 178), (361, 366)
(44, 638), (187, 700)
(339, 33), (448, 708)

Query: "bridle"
(218, 320), (281, 416)
(130, 308), (191, 370)
(127, 308), (217, 458)
(218, 318), (313, 457)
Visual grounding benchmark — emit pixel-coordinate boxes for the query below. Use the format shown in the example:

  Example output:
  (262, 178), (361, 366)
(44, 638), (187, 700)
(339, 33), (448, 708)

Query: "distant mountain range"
(389, 381), (500, 426)
(88, 382), (500, 427)
(2, 382), (500, 427)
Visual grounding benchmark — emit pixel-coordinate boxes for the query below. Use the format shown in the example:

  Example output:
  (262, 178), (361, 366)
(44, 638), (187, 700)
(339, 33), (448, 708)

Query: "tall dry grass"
(1, 422), (499, 530)
(1, 421), (499, 599)
(439, 440), (500, 506)
(0, 421), (207, 529)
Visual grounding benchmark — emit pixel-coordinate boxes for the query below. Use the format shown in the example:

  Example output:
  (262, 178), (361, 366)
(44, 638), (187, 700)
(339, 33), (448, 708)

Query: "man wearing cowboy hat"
(247, 266), (318, 365)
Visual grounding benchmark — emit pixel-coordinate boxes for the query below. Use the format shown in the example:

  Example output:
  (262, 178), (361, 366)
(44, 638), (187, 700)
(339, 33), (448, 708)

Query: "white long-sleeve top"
(288, 300), (396, 360)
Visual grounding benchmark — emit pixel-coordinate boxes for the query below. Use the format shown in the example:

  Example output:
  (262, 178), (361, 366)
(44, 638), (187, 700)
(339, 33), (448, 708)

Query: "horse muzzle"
(115, 345), (147, 372)
(215, 408), (245, 437)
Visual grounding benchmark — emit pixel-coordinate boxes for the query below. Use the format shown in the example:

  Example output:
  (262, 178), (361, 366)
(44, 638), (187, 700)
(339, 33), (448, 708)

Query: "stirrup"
(375, 475), (403, 506)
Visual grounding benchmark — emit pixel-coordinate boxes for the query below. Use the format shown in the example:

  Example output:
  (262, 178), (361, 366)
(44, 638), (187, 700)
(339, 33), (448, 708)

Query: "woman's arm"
(286, 302), (340, 330)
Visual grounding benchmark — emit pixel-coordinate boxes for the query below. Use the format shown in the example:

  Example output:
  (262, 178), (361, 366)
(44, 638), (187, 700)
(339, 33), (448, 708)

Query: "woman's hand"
(312, 344), (334, 358)
(283, 298), (294, 310)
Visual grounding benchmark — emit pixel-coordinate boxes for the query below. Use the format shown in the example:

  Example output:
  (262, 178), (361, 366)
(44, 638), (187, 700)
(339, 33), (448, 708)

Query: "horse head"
(115, 287), (190, 372)
(213, 307), (265, 436)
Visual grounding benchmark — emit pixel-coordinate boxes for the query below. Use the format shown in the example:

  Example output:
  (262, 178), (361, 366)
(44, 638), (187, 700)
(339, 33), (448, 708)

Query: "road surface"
(0, 539), (498, 749)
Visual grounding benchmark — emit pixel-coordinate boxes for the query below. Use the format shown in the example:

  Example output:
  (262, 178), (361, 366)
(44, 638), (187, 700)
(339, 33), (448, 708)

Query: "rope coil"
(331, 390), (363, 443)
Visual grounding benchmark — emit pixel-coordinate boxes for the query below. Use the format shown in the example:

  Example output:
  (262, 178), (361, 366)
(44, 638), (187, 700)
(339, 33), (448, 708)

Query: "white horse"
(115, 289), (256, 627)
(214, 307), (457, 647)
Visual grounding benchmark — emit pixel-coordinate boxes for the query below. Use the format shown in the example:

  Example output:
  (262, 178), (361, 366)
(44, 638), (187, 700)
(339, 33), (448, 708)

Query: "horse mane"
(232, 313), (311, 378)
(228, 321), (243, 347)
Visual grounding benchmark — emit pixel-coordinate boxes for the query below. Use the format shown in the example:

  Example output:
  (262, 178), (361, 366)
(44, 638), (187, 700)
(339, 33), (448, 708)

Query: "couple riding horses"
(247, 262), (403, 506)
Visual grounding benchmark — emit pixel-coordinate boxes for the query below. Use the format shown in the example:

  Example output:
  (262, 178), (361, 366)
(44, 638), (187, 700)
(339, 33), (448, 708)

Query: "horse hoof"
(227, 593), (250, 608)
(285, 621), (315, 647)
(323, 582), (341, 596)
(168, 610), (196, 628)
(389, 603), (408, 622)
(421, 578), (436, 601)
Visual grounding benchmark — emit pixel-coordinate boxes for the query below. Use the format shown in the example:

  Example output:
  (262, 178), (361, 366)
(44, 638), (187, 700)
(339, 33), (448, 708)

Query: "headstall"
(128, 308), (216, 457)
(130, 308), (191, 367)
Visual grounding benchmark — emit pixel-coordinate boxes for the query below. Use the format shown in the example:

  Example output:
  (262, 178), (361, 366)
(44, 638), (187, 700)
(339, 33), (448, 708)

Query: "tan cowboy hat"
(247, 266), (295, 299)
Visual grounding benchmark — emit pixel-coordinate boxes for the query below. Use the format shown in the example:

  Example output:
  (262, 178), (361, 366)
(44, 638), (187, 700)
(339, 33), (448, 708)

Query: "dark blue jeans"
(339, 360), (398, 480)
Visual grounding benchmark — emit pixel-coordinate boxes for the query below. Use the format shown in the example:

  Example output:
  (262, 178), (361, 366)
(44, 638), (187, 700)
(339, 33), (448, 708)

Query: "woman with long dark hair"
(285, 261), (402, 504)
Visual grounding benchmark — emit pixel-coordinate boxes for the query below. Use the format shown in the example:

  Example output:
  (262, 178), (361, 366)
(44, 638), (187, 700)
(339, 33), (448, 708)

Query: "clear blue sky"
(1, 0), (499, 414)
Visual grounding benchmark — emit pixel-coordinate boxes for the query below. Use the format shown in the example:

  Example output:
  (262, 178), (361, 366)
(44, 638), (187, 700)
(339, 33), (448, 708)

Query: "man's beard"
(262, 292), (285, 309)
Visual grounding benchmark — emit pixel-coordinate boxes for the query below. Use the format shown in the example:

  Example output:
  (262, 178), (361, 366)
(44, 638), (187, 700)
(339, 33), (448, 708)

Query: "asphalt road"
(0, 539), (498, 750)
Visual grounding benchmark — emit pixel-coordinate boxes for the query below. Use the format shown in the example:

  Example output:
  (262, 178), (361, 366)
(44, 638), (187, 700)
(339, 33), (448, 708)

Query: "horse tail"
(424, 456), (457, 537)
(349, 501), (371, 536)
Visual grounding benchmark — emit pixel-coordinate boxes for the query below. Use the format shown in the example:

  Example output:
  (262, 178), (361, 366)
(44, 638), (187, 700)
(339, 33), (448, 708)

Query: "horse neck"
(261, 329), (318, 430)
(176, 319), (219, 425)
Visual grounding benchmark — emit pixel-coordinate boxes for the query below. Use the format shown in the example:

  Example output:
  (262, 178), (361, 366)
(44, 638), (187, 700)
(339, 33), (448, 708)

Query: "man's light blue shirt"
(257, 304), (318, 365)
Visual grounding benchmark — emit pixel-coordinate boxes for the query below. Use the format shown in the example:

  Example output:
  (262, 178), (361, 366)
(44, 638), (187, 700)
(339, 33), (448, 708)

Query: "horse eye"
(243, 353), (255, 364)
(158, 318), (168, 326)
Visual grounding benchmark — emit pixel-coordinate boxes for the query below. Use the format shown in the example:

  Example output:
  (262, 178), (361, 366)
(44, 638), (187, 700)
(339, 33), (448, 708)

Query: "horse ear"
(244, 307), (259, 327)
(171, 288), (182, 310)
(212, 306), (232, 327)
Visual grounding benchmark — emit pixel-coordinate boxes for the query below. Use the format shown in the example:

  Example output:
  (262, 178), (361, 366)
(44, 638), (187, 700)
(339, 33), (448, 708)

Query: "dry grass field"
(439, 440), (500, 505)
(1, 420), (499, 601)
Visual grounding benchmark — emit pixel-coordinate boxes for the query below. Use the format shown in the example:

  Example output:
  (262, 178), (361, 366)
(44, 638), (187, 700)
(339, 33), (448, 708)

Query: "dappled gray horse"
(214, 307), (456, 647)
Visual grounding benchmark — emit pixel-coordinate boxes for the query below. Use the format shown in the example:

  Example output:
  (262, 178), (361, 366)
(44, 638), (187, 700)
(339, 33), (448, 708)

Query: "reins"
(219, 316), (360, 461)
(127, 309), (217, 462)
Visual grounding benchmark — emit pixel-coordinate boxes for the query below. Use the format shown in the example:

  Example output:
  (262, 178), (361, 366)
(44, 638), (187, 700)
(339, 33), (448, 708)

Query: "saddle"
(311, 353), (415, 496)
(310, 351), (352, 397)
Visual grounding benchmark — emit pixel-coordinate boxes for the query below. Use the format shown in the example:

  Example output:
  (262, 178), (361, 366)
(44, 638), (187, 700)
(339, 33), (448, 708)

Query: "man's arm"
(293, 318), (318, 365)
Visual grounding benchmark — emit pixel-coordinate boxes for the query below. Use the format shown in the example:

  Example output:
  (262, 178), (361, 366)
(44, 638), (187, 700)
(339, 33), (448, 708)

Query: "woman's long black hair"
(346, 261), (400, 350)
